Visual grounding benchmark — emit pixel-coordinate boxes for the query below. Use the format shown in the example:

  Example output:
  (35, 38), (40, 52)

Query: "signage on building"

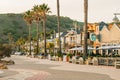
(90, 33), (96, 41)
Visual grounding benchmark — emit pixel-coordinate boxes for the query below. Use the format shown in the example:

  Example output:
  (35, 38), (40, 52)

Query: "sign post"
(90, 33), (96, 41)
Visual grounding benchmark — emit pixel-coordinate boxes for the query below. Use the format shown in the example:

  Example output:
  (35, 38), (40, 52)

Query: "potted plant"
(67, 53), (73, 59)
(57, 51), (63, 61)
(67, 53), (73, 62)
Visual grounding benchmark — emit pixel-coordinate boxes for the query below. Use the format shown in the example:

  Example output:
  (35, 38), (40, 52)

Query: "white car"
(14, 52), (21, 55)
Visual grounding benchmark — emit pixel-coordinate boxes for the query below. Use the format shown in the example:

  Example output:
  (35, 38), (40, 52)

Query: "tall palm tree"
(8, 32), (12, 45)
(83, 0), (88, 61)
(40, 3), (51, 56)
(32, 5), (41, 54)
(23, 10), (33, 55)
(57, 0), (61, 53)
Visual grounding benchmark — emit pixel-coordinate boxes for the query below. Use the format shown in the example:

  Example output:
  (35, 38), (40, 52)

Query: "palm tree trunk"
(43, 18), (47, 57)
(29, 24), (31, 55)
(57, 0), (61, 53)
(83, 0), (88, 61)
(37, 21), (39, 54)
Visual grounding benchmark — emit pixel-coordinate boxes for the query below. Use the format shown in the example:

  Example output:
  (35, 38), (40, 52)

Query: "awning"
(69, 46), (96, 51)
(69, 45), (120, 50)
(97, 45), (120, 50)
(69, 47), (79, 50)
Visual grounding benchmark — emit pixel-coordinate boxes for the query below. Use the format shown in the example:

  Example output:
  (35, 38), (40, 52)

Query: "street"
(0, 55), (114, 80)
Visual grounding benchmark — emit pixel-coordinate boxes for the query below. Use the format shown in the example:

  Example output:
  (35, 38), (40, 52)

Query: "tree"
(57, 0), (61, 53)
(15, 37), (25, 52)
(83, 0), (88, 61)
(23, 10), (33, 55)
(8, 33), (13, 45)
(46, 42), (54, 53)
(0, 44), (12, 60)
(32, 5), (41, 54)
(40, 3), (51, 56)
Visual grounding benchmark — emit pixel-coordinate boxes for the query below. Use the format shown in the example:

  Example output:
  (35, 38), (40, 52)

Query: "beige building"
(64, 28), (82, 49)
(99, 23), (120, 55)
(100, 24), (120, 45)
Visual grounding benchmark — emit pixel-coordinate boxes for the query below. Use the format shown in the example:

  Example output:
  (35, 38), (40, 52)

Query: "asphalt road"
(0, 55), (114, 80)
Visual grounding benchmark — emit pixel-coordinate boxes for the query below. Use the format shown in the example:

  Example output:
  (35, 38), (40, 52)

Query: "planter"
(86, 57), (92, 65)
(79, 57), (83, 64)
(58, 57), (63, 61)
(66, 56), (69, 62)
(48, 54), (51, 60)
(63, 55), (67, 62)
(72, 56), (76, 63)
(55, 56), (58, 61)
(85, 60), (89, 65)
(51, 56), (55, 61)
(92, 57), (98, 65)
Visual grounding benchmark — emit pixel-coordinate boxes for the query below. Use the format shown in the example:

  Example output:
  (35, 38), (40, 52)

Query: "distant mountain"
(0, 14), (83, 43)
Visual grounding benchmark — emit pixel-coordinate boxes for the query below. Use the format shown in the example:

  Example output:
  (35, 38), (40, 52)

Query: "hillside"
(0, 14), (83, 43)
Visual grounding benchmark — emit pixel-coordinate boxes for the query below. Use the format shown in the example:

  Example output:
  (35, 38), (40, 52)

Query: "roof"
(60, 32), (68, 37)
(99, 22), (108, 31)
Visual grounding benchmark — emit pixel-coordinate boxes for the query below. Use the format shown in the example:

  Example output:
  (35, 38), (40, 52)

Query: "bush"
(57, 51), (63, 57)
(0, 44), (12, 60)
(50, 52), (54, 57)
(58, 53), (63, 57)
(67, 53), (73, 58)
(0, 60), (15, 65)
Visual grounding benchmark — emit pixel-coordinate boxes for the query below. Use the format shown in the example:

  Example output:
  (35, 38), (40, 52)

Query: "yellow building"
(87, 23), (100, 49)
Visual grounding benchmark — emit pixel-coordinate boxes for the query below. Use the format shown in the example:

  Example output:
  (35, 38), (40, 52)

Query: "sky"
(0, 0), (120, 23)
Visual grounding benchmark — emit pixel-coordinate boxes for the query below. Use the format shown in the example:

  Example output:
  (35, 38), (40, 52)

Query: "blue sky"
(0, 0), (120, 23)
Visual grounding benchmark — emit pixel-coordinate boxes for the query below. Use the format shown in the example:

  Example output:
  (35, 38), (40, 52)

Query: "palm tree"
(32, 5), (41, 54)
(40, 3), (51, 56)
(23, 10), (33, 55)
(8, 33), (12, 45)
(16, 37), (25, 52)
(57, 0), (61, 54)
(83, 0), (88, 61)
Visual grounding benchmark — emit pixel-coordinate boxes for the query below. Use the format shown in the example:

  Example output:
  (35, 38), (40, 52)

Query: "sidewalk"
(1, 55), (119, 80)
(0, 71), (3, 74)
(16, 57), (120, 80)
(22, 56), (120, 80)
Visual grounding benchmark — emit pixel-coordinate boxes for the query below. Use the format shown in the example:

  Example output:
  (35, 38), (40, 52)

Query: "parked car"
(14, 52), (21, 55)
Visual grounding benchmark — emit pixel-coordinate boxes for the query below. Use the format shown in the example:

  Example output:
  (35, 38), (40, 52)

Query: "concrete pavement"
(0, 55), (117, 80)
(34, 57), (120, 80)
